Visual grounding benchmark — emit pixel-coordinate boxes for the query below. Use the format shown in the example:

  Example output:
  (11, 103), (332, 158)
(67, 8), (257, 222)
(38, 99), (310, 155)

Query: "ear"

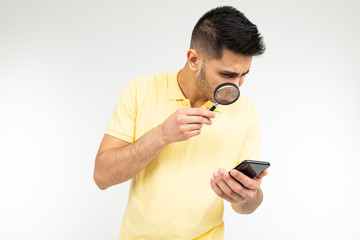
(186, 49), (201, 71)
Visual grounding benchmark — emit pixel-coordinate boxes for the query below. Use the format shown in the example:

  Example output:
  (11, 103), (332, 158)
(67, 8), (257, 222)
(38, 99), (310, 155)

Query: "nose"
(237, 75), (246, 87)
(230, 80), (241, 88)
(224, 75), (246, 88)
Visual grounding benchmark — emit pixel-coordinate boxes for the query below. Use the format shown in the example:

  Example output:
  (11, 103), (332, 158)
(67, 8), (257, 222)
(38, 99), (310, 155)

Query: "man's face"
(195, 48), (253, 103)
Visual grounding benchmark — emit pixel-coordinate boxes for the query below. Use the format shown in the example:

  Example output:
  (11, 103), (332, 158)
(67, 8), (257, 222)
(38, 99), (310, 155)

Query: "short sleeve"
(105, 79), (137, 143)
(236, 102), (261, 166)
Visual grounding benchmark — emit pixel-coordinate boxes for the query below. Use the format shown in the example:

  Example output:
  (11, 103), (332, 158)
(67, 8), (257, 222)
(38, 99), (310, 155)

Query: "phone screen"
(233, 160), (270, 179)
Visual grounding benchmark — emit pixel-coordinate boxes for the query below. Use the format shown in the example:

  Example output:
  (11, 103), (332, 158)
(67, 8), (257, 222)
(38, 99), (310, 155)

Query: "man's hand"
(94, 108), (215, 189)
(160, 108), (216, 144)
(210, 168), (268, 214)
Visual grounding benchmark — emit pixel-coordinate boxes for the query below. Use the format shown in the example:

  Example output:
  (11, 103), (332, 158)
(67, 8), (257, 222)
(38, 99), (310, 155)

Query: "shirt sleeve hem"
(105, 128), (134, 143)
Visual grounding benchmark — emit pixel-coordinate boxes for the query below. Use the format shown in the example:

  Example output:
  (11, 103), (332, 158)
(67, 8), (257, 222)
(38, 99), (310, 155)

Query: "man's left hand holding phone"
(210, 165), (268, 214)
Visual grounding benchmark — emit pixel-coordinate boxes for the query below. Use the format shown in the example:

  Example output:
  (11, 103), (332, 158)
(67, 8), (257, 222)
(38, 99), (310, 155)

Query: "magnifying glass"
(209, 82), (240, 111)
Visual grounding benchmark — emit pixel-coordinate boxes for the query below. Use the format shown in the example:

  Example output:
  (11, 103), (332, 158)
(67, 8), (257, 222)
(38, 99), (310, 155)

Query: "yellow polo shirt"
(105, 69), (261, 240)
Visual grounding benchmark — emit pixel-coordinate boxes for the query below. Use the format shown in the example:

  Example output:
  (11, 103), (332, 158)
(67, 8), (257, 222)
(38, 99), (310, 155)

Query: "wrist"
(157, 123), (171, 147)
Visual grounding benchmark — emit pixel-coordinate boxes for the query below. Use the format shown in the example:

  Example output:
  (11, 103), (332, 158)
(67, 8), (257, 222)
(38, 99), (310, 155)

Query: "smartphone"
(232, 160), (270, 179)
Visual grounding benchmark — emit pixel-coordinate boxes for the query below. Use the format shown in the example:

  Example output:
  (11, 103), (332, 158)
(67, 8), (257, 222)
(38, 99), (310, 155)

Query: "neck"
(177, 64), (208, 108)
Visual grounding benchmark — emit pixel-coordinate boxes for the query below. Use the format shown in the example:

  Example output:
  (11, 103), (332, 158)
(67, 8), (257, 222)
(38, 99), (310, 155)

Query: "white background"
(1, 0), (360, 239)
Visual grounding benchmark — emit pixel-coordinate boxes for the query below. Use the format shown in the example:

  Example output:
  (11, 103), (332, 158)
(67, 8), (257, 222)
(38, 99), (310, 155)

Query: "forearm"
(231, 188), (263, 214)
(94, 108), (215, 190)
(94, 125), (168, 189)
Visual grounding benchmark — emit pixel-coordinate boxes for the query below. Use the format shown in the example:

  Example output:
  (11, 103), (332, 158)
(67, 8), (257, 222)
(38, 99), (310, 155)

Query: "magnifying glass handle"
(209, 102), (218, 111)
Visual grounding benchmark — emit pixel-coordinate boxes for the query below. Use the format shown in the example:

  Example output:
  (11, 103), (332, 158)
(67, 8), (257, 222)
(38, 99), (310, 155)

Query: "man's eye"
(222, 74), (234, 78)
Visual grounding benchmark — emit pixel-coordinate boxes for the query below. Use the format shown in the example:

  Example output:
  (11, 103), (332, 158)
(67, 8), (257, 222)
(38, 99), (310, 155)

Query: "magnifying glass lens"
(210, 82), (240, 111)
(214, 85), (240, 104)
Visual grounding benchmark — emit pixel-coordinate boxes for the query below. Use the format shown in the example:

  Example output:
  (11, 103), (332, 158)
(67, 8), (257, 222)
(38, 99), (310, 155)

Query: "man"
(94, 6), (267, 240)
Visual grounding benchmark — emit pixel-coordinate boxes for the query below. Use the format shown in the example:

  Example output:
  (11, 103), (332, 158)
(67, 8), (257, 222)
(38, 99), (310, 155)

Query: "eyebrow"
(241, 69), (250, 76)
(221, 69), (250, 76)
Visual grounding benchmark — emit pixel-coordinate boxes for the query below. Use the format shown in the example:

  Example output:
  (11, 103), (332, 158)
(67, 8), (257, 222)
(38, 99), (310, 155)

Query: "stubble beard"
(195, 64), (214, 103)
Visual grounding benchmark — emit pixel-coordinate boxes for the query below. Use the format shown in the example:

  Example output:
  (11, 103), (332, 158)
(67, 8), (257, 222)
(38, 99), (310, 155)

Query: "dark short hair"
(190, 6), (266, 59)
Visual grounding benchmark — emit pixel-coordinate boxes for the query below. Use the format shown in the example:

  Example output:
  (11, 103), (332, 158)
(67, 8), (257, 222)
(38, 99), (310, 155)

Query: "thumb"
(256, 169), (268, 179)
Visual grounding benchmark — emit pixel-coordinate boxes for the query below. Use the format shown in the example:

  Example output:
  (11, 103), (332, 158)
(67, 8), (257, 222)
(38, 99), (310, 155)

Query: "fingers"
(186, 108), (216, 125)
(181, 123), (202, 131)
(162, 108), (216, 143)
(211, 168), (264, 203)
(211, 169), (249, 203)
(210, 177), (237, 203)
(229, 170), (262, 190)
(173, 108), (216, 126)
(183, 108), (216, 119)
(257, 169), (268, 178)
(177, 116), (213, 125)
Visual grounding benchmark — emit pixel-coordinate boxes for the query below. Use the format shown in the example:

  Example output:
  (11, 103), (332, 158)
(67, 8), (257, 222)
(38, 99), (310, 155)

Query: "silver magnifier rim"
(213, 82), (240, 105)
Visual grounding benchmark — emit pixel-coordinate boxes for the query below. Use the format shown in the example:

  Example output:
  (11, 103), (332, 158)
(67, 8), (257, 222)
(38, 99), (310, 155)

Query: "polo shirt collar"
(167, 68), (221, 112)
